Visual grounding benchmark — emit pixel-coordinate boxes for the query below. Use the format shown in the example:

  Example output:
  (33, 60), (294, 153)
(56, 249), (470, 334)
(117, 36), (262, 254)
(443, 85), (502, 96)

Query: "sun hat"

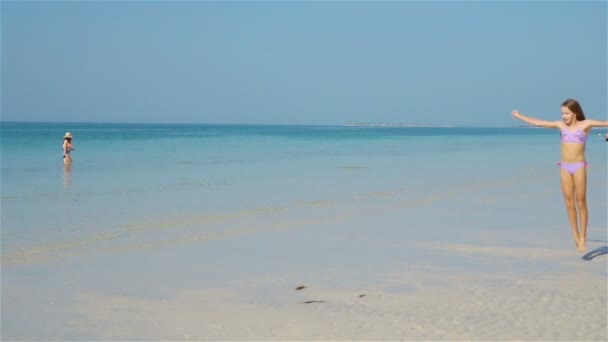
(64, 132), (73, 138)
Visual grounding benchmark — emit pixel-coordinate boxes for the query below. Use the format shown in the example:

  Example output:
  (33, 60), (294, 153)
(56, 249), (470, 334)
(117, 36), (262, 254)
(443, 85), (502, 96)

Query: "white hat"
(64, 132), (73, 138)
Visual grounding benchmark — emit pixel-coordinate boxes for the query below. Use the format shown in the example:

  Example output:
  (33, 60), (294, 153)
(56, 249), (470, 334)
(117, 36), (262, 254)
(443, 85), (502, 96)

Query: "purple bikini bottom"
(557, 161), (587, 175)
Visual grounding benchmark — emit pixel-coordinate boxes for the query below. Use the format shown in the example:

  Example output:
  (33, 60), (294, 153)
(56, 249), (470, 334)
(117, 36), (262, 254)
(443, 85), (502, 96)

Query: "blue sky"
(1, 1), (606, 126)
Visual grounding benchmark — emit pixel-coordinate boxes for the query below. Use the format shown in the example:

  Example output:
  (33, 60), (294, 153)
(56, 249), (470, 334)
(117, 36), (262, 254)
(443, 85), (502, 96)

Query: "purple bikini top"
(561, 128), (587, 144)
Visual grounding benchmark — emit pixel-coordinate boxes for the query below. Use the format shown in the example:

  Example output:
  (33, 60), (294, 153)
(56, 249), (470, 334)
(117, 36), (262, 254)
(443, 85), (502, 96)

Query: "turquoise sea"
(2, 122), (607, 263)
(1, 122), (607, 340)
(2, 122), (606, 236)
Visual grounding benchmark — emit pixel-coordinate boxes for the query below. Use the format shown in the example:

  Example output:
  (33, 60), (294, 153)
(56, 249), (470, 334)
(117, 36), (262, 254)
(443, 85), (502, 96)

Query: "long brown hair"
(561, 98), (586, 121)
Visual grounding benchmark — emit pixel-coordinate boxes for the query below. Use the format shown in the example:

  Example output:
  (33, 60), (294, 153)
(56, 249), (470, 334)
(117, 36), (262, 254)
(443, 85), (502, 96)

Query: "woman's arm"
(511, 110), (561, 129)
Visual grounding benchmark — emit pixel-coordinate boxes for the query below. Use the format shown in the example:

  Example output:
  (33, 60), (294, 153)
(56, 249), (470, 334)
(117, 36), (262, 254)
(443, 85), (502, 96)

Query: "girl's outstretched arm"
(583, 119), (608, 128)
(511, 110), (561, 129)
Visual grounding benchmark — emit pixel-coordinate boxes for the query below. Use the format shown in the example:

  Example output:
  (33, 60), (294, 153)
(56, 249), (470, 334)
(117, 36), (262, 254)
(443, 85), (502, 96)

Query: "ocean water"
(2, 122), (607, 251)
(1, 122), (607, 340)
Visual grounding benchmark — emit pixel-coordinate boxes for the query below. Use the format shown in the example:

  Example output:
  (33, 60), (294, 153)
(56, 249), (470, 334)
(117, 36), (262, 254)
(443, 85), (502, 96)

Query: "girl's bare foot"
(577, 238), (587, 253)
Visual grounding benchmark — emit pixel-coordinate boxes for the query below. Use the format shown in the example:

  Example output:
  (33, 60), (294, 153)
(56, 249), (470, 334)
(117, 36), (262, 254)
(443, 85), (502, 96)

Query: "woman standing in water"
(512, 99), (608, 252)
(62, 132), (74, 164)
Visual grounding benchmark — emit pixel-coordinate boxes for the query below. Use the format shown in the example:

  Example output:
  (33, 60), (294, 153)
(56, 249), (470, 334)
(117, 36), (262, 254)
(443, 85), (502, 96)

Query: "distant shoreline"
(0, 121), (569, 129)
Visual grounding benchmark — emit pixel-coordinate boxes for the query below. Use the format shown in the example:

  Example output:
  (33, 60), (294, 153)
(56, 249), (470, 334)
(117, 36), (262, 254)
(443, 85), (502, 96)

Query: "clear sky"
(1, 1), (606, 126)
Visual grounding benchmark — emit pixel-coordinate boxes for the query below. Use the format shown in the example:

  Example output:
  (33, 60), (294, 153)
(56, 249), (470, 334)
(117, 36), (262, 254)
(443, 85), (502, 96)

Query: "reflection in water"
(63, 163), (72, 189)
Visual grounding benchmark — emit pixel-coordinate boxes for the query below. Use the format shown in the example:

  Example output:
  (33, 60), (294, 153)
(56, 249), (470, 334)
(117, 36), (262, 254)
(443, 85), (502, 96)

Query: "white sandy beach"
(2, 169), (607, 341)
(64, 268), (605, 341)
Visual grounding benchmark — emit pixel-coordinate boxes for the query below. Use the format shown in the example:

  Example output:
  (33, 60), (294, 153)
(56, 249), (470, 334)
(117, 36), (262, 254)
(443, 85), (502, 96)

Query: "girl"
(63, 132), (73, 165)
(512, 99), (608, 252)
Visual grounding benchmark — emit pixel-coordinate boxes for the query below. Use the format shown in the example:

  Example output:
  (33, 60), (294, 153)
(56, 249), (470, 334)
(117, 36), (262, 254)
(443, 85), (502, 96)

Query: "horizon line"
(0, 120), (534, 128)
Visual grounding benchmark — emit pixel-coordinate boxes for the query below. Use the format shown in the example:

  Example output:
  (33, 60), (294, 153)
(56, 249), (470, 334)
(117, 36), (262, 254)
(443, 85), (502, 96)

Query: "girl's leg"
(573, 167), (588, 252)
(560, 168), (579, 249)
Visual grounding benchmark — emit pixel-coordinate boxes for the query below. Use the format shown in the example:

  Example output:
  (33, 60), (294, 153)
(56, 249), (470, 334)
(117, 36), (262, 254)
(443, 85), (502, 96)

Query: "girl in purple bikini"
(512, 99), (608, 252)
